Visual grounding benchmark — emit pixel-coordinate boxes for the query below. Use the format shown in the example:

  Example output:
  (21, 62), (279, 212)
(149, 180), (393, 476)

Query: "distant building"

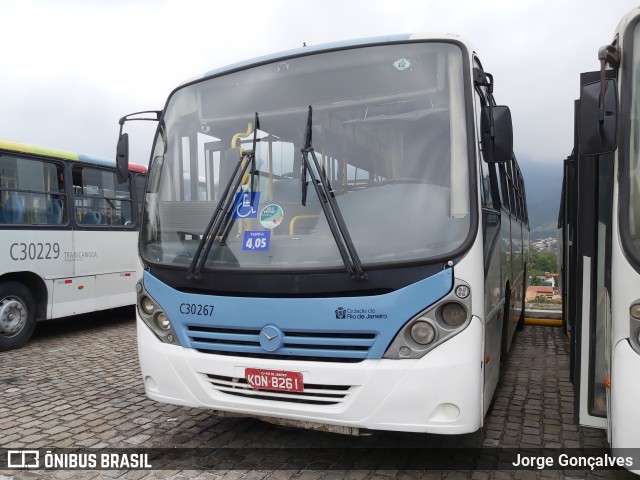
(542, 272), (559, 287)
(531, 237), (558, 252)
(526, 285), (561, 302)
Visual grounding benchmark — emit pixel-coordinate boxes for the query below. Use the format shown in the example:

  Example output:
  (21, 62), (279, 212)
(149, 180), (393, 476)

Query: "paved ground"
(0, 308), (636, 479)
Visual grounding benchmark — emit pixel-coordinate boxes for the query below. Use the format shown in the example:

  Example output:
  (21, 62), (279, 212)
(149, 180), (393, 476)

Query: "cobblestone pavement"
(0, 309), (637, 479)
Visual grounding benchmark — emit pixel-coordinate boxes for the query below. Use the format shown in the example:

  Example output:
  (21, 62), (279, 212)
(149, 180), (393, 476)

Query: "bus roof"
(127, 163), (148, 173)
(614, 7), (640, 49)
(181, 33), (472, 86)
(0, 138), (147, 173)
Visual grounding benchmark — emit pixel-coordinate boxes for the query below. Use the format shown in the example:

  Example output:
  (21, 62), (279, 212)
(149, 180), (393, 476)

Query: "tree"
(529, 249), (557, 280)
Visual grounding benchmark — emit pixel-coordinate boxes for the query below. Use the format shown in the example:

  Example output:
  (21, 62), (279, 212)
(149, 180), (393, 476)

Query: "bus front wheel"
(0, 282), (36, 351)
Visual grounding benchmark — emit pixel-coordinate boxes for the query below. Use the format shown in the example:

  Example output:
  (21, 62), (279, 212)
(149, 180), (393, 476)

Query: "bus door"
(566, 70), (615, 431)
(53, 165), (138, 316)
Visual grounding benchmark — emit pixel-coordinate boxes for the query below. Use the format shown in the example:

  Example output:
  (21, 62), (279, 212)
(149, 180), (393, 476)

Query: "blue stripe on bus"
(143, 267), (453, 360)
(77, 154), (116, 168)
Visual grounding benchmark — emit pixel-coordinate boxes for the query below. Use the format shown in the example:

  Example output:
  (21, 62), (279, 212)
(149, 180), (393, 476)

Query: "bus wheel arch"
(0, 273), (47, 351)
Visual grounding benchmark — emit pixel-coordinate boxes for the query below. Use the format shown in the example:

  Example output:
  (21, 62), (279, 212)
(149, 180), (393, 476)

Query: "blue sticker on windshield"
(233, 192), (260, 219)
(243, 230), (270, 251)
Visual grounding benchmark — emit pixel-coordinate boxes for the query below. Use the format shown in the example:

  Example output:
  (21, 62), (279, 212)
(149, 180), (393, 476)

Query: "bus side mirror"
(579, 78), (618, 155)
(481, 105), (513, 163)
(116, 133), (129, 183)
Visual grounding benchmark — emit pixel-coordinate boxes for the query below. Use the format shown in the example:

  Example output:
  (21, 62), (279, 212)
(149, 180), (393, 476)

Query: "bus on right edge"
(559, 7), (640, 471)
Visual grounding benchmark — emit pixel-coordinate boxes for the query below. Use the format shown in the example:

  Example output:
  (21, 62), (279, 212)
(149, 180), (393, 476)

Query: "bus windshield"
(627, 23), (640, 267)
(142, 41), (472, 271)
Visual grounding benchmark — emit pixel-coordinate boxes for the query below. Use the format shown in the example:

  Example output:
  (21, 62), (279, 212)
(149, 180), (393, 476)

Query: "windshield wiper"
(300, 106), (367, 280)
(188, 113), (260, 278)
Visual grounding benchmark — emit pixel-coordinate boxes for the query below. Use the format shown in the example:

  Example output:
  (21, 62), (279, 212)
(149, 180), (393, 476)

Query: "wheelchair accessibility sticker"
(242, 230), (270, 251)
(232, 192), (261, 219)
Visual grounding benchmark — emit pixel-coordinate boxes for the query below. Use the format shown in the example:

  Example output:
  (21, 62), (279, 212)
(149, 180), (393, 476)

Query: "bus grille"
(203, 374), (353, 406)
(186, 325), (377, 362)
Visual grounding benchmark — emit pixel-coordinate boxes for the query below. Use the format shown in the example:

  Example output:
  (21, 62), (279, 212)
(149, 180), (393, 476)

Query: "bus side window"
(2, 193), (25, 224)
(135, 174), (146, 222)
(47, 197), (64, 224)
(498, 163), (511, 214)
(73, 165), (134, 228)
(0, 156), (66, 225)
(479, 161), (494, 209)
(81, 211), (102, 224)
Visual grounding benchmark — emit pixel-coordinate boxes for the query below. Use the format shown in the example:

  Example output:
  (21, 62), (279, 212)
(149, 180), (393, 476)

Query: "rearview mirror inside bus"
(116, 132), (130, 183)
(480, 105), (513, 163)
(578, 78), (618, 156)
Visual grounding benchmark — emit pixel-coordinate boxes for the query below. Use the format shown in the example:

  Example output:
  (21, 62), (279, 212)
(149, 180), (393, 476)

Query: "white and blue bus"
(0, 139), (147, 350)
(117, 34), (529, 434)
(560, 6), (640, 463)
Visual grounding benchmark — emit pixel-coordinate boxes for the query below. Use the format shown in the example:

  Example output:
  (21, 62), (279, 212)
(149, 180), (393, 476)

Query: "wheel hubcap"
(0, 297), (27, 337)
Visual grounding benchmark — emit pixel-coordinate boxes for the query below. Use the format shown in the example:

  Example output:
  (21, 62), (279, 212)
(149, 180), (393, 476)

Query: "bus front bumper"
(611, 340), (640, 449)
(137, 316), (484, 434)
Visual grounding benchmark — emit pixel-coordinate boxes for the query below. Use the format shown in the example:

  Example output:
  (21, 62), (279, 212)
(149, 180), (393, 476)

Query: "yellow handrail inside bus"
(267, 141), (273, 201)
(231, 123), (253, 149)
(290, 215), (319, 235)
(229, 122), (255, 239)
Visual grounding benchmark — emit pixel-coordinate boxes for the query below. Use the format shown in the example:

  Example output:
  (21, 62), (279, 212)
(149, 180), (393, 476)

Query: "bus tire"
(0, 282), (37, 351)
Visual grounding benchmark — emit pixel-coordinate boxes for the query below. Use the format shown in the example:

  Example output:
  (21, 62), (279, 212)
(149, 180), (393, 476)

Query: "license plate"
(245, 368), (304, 392)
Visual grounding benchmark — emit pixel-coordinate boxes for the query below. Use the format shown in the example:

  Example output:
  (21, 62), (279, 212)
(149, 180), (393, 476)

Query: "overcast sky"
(0, 0), (638, 166)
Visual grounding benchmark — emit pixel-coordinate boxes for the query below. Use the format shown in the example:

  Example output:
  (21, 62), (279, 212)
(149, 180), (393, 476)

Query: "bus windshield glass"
(142, 41), (472, 271)
(627, 24), (640, 266)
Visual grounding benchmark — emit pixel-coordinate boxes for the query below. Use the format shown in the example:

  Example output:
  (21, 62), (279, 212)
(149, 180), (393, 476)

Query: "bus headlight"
(410, 321), (436, 345)
(440, 302), (468, 327)
(136, 281), (180, 345)
(383, 279), (472, 359)
(155, 312), (171, 331)
(140, 296), (156, 316)
(630, 301), (640, 354)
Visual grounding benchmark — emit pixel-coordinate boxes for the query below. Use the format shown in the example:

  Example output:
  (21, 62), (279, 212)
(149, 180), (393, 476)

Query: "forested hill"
(519, 158), (564, 242)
